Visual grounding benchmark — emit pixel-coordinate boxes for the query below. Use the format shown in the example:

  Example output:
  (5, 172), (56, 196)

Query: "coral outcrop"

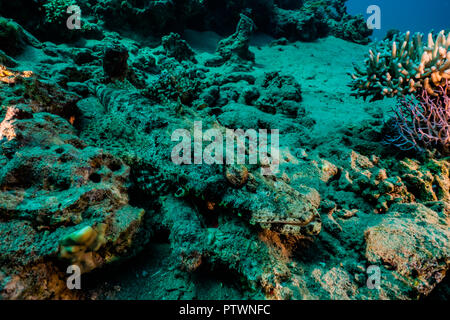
(0, 0), (448, 302)
(209, 14), (256, 67)
(350, 31), (450, 101)
(0, 0), (371, 45)
(272, 0), (372, 43)
(272, 5), (329, 42)
(162, 33), (197, 63)
(0, 73), (144, 298)
(365, 203), (449, 297)
(329, 12), (372, 45)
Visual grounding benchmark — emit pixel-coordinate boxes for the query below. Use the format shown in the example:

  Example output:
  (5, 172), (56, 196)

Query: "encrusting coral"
(350, 31), (450, 101)
(0, 103), (145, 298)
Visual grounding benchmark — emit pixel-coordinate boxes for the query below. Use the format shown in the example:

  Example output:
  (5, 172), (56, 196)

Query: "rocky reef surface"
(0, 0), (448, 300)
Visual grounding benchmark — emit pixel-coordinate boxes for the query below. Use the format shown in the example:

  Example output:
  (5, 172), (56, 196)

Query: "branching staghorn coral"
(387, 83), (450, 155)
(350, 31), (450, 102)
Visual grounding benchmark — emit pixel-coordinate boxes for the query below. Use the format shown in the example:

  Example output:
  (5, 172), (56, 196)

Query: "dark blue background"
(346, 0), (449, 40)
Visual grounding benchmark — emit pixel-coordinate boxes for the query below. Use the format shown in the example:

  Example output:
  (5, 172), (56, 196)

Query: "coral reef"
(0, 0), (448, 302)
(388, 83), (450, 154)
(10, 0), (370, 44)
(350, 31), (450, 101)
(351, 30), (450, 156)
(0, 103), (144, 299)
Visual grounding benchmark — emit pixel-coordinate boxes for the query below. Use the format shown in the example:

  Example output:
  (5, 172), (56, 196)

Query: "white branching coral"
(349, 30), (450, 101)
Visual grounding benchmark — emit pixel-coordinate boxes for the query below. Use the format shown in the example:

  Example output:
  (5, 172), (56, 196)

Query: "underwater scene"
(0, 0), (448, 303)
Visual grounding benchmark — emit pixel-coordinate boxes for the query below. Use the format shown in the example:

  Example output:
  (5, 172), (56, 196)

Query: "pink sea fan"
(388, 82), (450, 155)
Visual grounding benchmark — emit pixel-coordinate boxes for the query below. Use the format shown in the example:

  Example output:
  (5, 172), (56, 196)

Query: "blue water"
(346, 0), (449, 40)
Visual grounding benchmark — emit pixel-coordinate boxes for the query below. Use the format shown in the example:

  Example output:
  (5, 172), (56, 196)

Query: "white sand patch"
(252, 36), (392, 137)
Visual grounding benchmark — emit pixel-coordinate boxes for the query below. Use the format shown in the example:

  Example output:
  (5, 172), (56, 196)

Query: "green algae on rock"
(0, 101), (145, 299)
